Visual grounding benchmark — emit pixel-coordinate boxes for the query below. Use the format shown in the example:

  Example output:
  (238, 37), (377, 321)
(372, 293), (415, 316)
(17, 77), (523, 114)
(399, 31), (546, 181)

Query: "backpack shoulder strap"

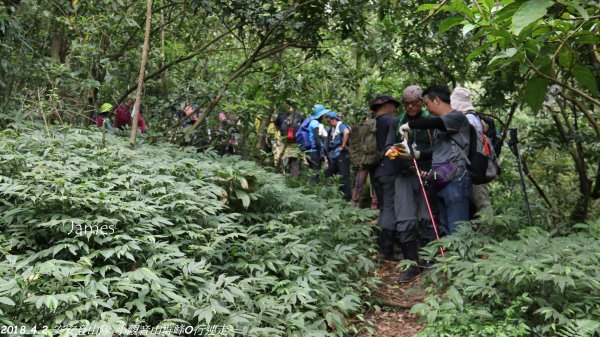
(448, 118), (472, 165)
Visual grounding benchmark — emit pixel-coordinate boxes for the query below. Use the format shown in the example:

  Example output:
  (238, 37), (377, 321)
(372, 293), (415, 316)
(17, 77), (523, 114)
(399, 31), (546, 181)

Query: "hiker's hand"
(399, 123), (411, 137)
(419, 171), (429, 179)
(385, 145), (409, 160)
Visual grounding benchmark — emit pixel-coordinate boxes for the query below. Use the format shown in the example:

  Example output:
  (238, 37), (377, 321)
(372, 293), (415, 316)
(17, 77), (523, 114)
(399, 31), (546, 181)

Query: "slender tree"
(129, 0), (153, 150)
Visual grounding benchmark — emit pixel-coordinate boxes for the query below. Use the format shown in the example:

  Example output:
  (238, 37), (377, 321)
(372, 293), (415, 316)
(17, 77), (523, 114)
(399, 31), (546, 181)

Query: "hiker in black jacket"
(369, 95), (401, 261)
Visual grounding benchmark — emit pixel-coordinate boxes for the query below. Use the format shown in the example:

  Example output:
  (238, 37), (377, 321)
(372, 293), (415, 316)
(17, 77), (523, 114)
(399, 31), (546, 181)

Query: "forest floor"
(357, 259), (427, 337)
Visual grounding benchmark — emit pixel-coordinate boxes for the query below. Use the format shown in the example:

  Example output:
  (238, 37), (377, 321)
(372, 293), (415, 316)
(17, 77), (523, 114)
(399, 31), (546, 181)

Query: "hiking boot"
(378, 229), (396, 261)
(380, 253), (401, 262)
(397, 265), (421, 283)
(421, 260), (436, 273)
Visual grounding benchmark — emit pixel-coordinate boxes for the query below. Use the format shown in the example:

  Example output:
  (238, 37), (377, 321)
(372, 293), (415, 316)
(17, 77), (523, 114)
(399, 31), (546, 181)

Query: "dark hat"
(369, 95), (400, 110)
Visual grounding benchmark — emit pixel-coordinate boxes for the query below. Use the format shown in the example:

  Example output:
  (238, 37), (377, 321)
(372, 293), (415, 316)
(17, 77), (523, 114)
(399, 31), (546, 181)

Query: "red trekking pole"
(404, 132), (445, 257)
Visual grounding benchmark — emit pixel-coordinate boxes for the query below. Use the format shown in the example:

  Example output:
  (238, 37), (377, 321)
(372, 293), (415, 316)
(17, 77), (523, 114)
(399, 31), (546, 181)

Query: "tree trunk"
(352, 44), (363, 103)
(254, 104), (275, 155)
(160, 10), (168, 99)
(550, 107), (591, 222)
(129, 0), (153, 150)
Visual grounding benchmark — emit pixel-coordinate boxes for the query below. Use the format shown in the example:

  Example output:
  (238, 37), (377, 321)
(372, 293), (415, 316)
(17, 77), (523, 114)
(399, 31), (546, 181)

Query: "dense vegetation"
(1, 0), (599, 336)
(0, 128), (375, 336)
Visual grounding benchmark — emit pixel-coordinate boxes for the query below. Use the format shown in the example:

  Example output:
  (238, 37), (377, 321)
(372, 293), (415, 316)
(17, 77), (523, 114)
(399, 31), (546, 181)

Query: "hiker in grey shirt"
(399, 85), (472, 235)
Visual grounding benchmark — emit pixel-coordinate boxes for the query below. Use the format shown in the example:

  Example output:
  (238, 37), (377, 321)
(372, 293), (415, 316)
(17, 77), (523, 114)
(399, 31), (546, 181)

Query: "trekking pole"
(404, 132), (445, 257)
(508, 128), (534, 227)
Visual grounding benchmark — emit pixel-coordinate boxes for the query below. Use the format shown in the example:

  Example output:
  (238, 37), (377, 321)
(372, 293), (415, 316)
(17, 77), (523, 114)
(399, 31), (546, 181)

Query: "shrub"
(414, 217), (600, 337)
(0, 127), (376, 336)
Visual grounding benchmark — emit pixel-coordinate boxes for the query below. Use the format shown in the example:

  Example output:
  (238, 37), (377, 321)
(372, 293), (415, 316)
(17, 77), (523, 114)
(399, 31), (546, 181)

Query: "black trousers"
(307, 151), (322, 185)
(325, 150), (352, 200)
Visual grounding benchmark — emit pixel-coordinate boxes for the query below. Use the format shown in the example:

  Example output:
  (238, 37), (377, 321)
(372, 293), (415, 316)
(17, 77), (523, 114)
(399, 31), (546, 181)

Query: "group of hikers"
(274, 84), (501, 283)
(95, 85), (501, 283)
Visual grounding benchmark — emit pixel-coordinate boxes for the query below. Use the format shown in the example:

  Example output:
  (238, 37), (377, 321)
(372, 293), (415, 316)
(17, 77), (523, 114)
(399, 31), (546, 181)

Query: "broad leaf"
(572, 65), (599, 96)
(511, 0), (553, 35)
(439, 17), (464, 33)
(523, 76), (550, 112)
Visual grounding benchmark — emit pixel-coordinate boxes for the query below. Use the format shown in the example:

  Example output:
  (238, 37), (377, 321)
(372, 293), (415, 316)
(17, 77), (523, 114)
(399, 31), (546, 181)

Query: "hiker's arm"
(341, 127), (350, 150)
(385, 120), (400, 148)
(408, 117), (446, 131)
(312, 127), (322, 154)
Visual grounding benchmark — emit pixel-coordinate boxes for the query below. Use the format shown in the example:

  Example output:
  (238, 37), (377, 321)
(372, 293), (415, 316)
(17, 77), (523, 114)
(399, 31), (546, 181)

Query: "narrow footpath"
(357, 260), (427, 337)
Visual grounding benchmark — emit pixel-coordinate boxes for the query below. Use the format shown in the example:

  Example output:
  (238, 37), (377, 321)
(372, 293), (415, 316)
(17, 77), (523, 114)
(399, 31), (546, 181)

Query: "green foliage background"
(0, 127), (376, 336)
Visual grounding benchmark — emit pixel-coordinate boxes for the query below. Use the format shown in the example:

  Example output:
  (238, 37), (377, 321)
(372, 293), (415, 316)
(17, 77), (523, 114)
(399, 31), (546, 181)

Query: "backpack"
(286, 115), (303, 142)
(458, 116), (500, 185)
(114, 103), (132, 129)
(349, 118), (381, 167)
(294, 117), (313, 150)
(467, 112), (503, 157)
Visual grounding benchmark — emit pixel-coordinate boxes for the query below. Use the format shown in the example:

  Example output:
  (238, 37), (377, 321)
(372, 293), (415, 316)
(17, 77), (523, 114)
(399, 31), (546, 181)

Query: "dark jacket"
(388, 111), (433, 173)
(373, 114), (401, 179)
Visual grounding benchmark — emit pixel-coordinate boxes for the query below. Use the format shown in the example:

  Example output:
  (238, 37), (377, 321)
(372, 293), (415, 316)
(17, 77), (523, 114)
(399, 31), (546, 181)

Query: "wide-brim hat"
(311, 109), (329, 120)
(369, 95), (400, 110)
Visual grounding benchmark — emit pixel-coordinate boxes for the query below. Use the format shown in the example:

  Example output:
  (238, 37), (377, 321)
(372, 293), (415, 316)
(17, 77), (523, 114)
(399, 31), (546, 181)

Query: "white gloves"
(399, 123), (411, 137)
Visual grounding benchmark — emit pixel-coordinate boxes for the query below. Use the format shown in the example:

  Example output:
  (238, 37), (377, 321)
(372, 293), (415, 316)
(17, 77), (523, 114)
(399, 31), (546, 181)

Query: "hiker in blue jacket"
(307, 104), (328, 184)
(325, 111), (352, 200)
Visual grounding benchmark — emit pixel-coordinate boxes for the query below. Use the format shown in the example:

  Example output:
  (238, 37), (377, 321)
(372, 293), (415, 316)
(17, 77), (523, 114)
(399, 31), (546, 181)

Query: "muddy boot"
(421, 260), (436, 274)
(398, 265), (421, 283)
(398, 241), (421, 283)
(378, 229), (398, 261)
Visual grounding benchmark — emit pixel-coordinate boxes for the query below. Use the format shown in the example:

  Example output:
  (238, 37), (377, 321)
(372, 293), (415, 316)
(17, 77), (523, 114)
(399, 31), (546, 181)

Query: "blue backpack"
(294, 117), (313, 150)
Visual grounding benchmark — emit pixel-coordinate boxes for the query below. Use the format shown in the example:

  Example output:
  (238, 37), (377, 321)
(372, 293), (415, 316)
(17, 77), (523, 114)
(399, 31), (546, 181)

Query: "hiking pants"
(393, 174), (437, 245)
(325, 150), (352, 200)
(376, 175), (396, 230)
(437, 171), (472, 235)
(307, 151), (322, 185)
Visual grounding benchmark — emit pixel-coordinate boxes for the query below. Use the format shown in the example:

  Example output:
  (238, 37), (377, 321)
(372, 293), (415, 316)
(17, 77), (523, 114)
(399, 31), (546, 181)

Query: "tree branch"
(558, 92), (600, 139)
(117, 31), (229, 103)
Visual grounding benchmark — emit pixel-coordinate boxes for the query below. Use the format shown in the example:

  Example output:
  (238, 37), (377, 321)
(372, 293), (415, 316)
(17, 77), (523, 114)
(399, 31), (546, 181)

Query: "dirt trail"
(358, 260), (427, 337)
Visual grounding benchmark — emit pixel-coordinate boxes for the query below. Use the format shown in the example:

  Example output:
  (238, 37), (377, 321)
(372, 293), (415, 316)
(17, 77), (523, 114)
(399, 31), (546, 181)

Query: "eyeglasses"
(403, 100), (422, 107)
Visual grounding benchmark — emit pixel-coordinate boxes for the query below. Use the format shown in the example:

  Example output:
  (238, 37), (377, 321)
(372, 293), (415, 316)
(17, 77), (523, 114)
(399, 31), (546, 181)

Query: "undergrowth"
(414, 210), (600, 337)
(0, 126), (377, 336)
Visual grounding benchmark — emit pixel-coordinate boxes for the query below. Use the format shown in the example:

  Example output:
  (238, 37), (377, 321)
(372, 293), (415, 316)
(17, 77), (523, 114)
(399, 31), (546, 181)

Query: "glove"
(385, 144), (409, 160)
(399, 123), (411, 138)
